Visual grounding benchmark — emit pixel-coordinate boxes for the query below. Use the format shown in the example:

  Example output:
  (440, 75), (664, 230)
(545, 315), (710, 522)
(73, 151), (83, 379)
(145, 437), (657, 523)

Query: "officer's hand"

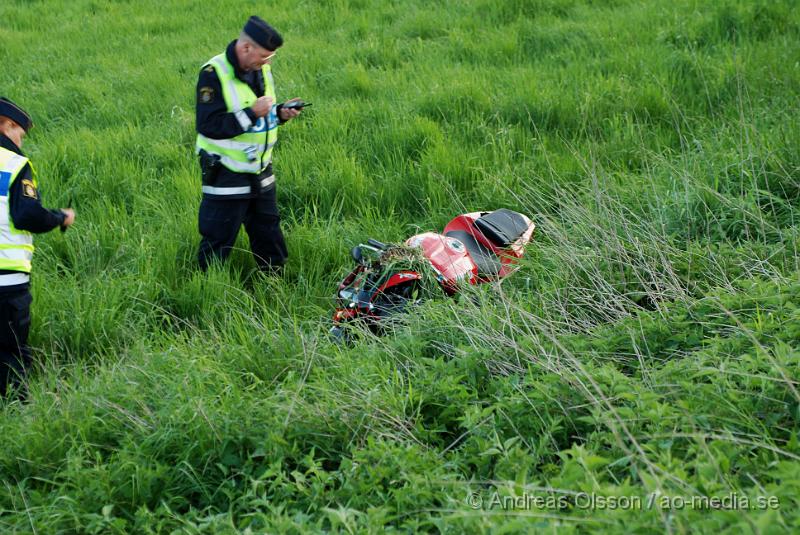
(279, 98), (303, 122)
(251, 96), (274, 118)
(61, 208), (75, 228)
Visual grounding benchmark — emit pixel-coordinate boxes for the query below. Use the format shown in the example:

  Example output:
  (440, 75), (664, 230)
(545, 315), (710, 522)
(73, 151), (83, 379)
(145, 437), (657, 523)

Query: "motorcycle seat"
(445, 230), (501, 277)
(474, 209), (529, 248)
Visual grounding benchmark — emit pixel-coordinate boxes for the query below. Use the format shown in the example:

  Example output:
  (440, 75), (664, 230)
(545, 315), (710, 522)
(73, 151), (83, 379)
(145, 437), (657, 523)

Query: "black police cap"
(0, 97), (33, 132)
(243, 16), (283, 50)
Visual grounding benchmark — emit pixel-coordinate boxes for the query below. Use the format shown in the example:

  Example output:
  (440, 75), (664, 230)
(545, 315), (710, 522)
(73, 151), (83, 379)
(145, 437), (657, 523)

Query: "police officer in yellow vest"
(0, 98), (75, 397)
(196, 16), (303, 272)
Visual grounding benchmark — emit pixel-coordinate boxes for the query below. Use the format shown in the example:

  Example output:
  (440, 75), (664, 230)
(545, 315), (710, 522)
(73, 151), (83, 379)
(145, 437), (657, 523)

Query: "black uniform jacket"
(0, 135), (66, 293)
(196, 40), (280, 200)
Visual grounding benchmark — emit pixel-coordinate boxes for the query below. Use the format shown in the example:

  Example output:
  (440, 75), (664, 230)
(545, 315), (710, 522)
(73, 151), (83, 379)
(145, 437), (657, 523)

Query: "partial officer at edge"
(0, 98), (75, 397)
(195, 16), (303, 272)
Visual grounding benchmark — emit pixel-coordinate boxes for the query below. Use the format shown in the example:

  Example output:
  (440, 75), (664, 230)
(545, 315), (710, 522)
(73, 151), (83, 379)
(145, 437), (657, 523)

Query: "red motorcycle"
(331, 209), (535, 340)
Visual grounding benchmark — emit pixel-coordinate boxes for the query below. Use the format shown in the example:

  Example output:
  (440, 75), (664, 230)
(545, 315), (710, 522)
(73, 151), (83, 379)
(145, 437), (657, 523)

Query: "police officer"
(0, 98), (75, 397)
(196, 16), (304, 272)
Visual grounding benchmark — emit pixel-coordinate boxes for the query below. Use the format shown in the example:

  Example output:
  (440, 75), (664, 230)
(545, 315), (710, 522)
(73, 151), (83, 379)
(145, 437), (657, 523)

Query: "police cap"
(0, 97), (33, 132)
(243, 16), (283, 51)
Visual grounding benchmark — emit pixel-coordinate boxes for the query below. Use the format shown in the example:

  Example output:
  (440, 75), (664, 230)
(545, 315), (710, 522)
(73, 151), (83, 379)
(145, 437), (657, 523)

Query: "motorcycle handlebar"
(367, 239), (388, 250)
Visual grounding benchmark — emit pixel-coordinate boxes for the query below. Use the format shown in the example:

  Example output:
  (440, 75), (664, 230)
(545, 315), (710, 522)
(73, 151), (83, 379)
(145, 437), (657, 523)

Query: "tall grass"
(0, 0), (798, 531)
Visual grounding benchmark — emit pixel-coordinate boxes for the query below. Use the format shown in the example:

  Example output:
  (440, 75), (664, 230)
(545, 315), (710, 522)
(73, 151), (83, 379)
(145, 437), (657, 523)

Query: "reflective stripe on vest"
(260, 174), (275, 189)
(195, 54), (279, 175)
(0, 147), (35, 279)
(199, 174), (276, 196)
(0, 272), (30, 286)
(201, 184), (252, 196)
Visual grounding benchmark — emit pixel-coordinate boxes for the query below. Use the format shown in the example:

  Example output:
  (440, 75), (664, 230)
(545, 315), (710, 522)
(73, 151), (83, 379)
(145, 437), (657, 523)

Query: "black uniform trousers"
(0, 288), (32, 397)
(198, 185), (288, 272)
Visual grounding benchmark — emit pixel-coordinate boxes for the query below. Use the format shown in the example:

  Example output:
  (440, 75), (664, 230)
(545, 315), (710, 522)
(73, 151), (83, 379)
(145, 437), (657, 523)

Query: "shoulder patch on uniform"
(199, 86), (215, 104)
(21, 179), (38, 199)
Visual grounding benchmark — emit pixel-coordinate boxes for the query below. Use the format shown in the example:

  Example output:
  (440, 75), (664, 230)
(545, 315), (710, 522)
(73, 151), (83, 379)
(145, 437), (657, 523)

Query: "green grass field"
(1, 0), (799, 532)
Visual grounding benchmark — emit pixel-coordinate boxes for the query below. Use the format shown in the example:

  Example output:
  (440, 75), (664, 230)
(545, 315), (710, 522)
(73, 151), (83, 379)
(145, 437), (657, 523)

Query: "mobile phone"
(282, 100), (312, 110)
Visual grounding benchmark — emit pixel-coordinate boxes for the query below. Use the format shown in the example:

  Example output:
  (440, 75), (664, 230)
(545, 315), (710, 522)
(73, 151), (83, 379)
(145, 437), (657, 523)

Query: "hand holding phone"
(282, 100), (312, 110)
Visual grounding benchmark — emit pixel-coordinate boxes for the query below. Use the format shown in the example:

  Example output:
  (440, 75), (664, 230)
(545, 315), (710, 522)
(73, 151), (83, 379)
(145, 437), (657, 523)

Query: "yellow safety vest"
(0, 147), (35, 283)
(195, 54), (279, 192)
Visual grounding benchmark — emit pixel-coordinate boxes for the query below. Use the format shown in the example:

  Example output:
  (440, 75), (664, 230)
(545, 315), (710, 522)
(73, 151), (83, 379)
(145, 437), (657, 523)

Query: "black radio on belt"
(199, 149), (222, 183)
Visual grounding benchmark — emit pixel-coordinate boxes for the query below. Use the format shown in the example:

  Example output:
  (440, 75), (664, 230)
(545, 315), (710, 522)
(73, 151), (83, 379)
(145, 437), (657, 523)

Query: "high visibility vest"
(0, 147), (35, 284)
(195, 54), (279, 176)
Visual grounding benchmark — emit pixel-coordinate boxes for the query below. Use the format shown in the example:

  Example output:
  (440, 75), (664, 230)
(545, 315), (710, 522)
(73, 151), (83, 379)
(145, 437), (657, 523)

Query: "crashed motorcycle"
(330, 209), (535, 340)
